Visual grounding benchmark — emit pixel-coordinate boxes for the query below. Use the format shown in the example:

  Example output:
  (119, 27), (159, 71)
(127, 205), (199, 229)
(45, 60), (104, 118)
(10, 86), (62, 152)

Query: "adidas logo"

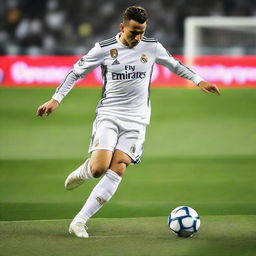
(112, 59), (120, 65)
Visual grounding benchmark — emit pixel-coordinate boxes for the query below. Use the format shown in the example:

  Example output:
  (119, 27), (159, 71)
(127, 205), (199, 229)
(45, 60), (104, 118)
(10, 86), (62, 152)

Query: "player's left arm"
(155, 42), (220, 95)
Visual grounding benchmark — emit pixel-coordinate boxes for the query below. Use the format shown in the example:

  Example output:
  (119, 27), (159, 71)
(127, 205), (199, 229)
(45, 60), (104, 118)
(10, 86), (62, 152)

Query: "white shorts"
(88, 115), (146, 164)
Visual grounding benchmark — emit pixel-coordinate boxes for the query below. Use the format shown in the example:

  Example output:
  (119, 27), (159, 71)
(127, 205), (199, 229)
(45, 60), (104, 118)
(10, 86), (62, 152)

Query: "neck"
(119, 33), (129, 46)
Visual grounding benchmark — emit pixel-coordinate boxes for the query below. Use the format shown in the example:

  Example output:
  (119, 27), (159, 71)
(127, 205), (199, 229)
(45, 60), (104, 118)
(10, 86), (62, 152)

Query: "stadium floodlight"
(184, 17), (256, 66)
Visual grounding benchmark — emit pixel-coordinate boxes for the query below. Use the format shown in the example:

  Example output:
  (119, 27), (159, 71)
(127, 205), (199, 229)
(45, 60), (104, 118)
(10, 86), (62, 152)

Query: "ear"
(120, 23), (124, 32)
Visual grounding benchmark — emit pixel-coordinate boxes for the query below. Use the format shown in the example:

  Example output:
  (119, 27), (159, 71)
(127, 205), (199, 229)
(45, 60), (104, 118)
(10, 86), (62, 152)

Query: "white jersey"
(52, 33), (203, 125)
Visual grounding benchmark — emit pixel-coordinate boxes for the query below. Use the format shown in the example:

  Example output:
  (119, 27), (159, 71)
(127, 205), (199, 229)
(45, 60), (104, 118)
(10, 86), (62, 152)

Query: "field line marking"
(0, 215), (255, 224)
(0, 219), (71, 223)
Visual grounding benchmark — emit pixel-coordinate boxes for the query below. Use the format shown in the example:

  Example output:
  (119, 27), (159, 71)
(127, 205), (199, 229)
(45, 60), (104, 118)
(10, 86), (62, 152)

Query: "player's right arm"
(36, 98), (59, 116)
(36, 43), (104, 116)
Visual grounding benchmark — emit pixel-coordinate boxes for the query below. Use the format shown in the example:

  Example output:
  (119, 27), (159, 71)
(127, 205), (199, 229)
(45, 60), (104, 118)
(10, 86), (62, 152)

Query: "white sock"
(73, 169), (122, 223)
(73, 158), (93, 180)
(83, 159), (94, 179)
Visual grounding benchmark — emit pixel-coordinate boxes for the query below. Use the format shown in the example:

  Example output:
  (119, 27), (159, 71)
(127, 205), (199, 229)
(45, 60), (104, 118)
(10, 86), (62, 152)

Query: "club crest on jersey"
(140, 54), (148, 63)
(110, 49), (118, 58)
(78, 57), (85, 66)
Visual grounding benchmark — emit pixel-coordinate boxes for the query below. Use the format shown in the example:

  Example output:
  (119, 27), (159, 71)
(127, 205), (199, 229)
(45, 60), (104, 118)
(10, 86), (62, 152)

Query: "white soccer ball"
(168, 206), (200, 238)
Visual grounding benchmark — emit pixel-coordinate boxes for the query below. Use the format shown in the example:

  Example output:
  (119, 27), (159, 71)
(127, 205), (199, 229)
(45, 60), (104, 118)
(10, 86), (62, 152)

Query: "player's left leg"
(69, 118), (146, 238)
(69, 149), (131, 238)
(109, 149), (132, 176)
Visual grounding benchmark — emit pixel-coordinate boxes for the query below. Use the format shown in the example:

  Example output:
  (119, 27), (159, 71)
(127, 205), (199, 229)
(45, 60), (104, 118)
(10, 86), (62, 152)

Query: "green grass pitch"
(0, 87), (256, 255)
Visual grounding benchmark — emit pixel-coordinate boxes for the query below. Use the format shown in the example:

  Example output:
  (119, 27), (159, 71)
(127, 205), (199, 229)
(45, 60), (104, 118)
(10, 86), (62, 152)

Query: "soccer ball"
(168, 206), (200, 238)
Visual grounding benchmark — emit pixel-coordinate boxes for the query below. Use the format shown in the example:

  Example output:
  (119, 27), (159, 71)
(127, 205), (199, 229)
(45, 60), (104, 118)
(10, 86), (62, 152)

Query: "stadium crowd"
(0, 0), (255, 55)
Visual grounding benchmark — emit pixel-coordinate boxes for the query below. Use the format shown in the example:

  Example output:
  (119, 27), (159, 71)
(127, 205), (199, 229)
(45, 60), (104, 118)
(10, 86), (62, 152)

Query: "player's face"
(120, 19), (147, 47)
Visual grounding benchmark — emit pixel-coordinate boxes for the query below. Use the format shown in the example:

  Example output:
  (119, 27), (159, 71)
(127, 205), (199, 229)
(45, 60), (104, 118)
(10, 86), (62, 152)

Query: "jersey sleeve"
(155, 42), (203, 85)
(51, 43), (104, 103)
(51, 70), (79, 103)
(73, 42), (104, 77)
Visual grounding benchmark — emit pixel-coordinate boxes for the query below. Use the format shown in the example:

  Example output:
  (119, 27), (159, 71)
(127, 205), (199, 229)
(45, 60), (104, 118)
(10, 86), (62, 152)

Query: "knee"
(89, 162), (109, 178)
(110, 160), (130, 177)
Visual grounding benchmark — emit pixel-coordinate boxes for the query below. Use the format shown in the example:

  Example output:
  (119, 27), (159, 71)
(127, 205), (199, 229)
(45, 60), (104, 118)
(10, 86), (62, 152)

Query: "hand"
(36, 99), (59, 117)
(198, 81), (220, 95)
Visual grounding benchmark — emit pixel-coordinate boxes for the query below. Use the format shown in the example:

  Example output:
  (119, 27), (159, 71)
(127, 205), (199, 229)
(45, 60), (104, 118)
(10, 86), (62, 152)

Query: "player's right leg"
(65, 117), (117, 190)
(67, 117), (119, 238)
(64, 150), (112, 190)
(64, 158), (91, 190)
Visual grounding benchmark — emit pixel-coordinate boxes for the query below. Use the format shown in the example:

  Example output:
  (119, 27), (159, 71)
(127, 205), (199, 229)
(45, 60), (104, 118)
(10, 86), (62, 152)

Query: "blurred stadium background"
(0, 0), (256, 255)
(1, 0), (256, 55)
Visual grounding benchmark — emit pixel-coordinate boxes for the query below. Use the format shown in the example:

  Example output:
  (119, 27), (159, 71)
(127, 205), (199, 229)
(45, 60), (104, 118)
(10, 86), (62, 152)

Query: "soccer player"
(36, 6), (220, 238)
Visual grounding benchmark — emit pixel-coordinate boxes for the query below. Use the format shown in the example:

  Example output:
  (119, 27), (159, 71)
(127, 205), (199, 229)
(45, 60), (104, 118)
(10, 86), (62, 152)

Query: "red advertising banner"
(0, 55), (256, 87)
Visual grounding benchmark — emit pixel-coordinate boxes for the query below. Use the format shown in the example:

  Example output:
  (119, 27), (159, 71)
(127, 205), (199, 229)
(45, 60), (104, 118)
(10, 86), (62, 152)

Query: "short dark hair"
(122, 6), (148, 24)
